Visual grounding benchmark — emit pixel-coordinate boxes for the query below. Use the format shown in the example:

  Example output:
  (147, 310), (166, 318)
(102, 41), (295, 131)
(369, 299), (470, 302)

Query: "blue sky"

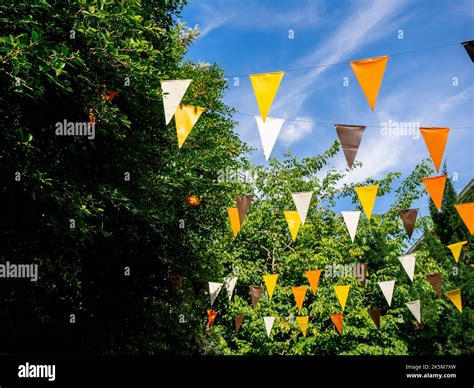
(181, 0), (474, 219)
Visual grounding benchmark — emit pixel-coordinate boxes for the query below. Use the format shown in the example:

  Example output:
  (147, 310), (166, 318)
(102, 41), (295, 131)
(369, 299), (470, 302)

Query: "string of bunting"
(156, 39), (474, 336)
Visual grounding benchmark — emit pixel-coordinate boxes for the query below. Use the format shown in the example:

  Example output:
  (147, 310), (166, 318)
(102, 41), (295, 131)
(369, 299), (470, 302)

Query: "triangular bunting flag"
(462, 40), (474, 62)
(249, 72), (284, 122)
(447, 241), (468, 263)
(341, 211), (361, 242)
(350, 55), (389, 110)
(175, 104), (205, 148)
(444, 289), (462, 313)
(291, 192), (313, 225)
(305, 269), (322, 295)
(207, 310), (218, 331)
(209, 282), (223, 305)
(227, 208), (241, 238)
(263, 274), (279, 300)
(161, 79), (192, 125)
(377, 280), (396, 306)
(224, 277), (238, 301)
(405, 300), (421, 324)
(256, 116), (284, 160)
(335, 124), (366, 168)
(355, 184), (378, 220)
(284, 211), (302, 241)
(399, 209), (418, 239)
(334, 285), (351, 311)
(420, 127), (450, 173)
(236, 195), (253, 226)
(368, 309), (381, 328)
(426, 272), (442, 297)
(235, 314), (244, 333)
(454, 203), (474, 234)
(263, 316), (275, 337)
(296, 316), (309, 337)
(330, 313), (343, 335)
(250, 286), (263, 309)
(398, 253), (416, 282)
(291, 287), (307, 311)
(422, 175), (446, 211)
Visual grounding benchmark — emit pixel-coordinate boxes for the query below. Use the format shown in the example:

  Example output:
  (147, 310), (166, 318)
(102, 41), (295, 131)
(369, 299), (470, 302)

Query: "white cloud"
(437, 85), (474, 113)
(279, 118), (314, 146)
(190, 0), (323, 37)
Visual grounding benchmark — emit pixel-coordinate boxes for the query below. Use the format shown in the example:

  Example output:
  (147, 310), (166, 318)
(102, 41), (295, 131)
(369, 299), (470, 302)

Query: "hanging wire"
(225, 41), (466, 78)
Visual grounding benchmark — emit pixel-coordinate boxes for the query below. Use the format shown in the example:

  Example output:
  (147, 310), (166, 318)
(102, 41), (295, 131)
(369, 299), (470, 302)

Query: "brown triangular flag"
(426, 272), (442, 297)
(335, 124), (366, 169)
(399, 209), (419, 239)
(462, 40), (474, 62)
(249, 285), (263, 309)
(368, 309), (381, 328)
(235, 314), (244, 332)
(236, 195), (253, 226)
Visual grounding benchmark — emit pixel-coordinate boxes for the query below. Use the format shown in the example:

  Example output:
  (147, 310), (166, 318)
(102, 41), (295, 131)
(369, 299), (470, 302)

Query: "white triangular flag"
(398, 253), (416, 282)
(405, 300), (421, 323)
(256, 116), (284, 160)
(161, 79), (192, 124)
(263, 316), (275, 337)
(377, 280), (396, 306)
(209, 282), (223, 305)
(292, 192), (313, 225)
(224, 277), (238, 301)
(341, 211), (361, 243)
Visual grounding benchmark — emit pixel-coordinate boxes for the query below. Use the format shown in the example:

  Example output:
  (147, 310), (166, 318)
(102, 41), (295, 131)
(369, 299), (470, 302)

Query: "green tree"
(0, 0), (248, 354)
(203, 145), (464, 355)
(413, 166), (473, 355)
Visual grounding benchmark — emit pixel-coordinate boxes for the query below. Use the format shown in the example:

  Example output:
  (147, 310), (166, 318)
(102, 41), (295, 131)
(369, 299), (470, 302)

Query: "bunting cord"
(224, 41), (468, 78)
(232, 112), (474, 129)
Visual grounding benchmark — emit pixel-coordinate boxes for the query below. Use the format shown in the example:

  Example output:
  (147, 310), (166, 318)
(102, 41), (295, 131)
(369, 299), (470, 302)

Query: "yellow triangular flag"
(350, 56), (389, 110)
(334, 285), (351, 311)
(263, 274), (279, 300)
(447, 241), (467, 263)
(444, 289), (462, 313)
(227, 208), (240, 238)
(175, 104), (205, 148)
(296, 316), (309, 337)
(249, 71), (284, 122)
(284, 211), (301, 241)
(355, 184), (379, 220)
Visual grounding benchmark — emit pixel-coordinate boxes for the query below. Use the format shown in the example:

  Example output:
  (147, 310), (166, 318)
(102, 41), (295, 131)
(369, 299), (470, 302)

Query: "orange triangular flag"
(444, 289), (462, 313)
(296, 316), (309, 337)
(227, 208), (240, 237)
(284, 211), (301, 241)
(420, 127), (450, 172)
(422, 175), (446, 211)
(447, 241), (468, 263)
(305, 270), (322, 295)
(350, 56), (389, 110)
(291, 287), (307, 311)
(454, 203), (474, 234)
(330, 313), (343, 335)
